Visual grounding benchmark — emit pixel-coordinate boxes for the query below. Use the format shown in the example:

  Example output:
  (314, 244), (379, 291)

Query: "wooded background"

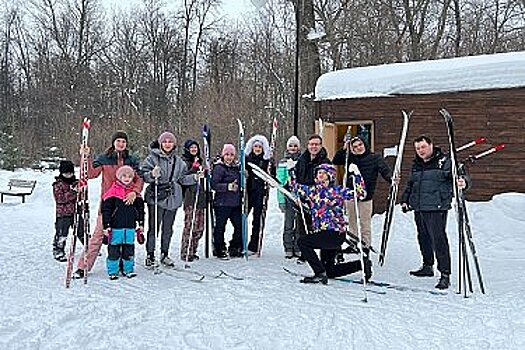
(0, 0), (523, 168)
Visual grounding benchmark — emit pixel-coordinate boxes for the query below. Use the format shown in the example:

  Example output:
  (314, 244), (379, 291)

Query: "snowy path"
(0, 169), (524, 350)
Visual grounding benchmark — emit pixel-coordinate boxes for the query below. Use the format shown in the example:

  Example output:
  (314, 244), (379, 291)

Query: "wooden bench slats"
(0, 179), (37, 203)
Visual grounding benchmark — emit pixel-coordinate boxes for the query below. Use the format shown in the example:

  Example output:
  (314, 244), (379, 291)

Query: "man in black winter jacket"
(401, 135), (469, 290)
(333, 136), (392, 255)
(293, 134), (331, 247)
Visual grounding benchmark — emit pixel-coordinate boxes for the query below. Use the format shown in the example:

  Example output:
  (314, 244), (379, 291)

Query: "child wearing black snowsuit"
(52, 160), (78, 262)
(101, 166), (145, 279)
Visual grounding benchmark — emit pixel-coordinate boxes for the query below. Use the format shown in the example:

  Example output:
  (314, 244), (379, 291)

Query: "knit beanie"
(286, 136), (301, 148)
(315, 163), (336, 183)
(184, 139), (199, 151)
(116, 165), (135, 180)
(158, 131), (176, 144)
(222, 144), (236, 156)
(59, 160), (75, 174)
(112, 131), (128, 144)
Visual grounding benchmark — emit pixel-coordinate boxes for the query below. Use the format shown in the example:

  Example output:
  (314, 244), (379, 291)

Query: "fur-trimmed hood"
(245, 135), (271, 160)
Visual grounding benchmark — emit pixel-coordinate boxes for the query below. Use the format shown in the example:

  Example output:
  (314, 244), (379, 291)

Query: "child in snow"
(211, 144), (243, 259)
(276, 136), (302, 258)
(244, 134), (275, 254)
(290, 163), (367, 284)
(101, 166), (145, 280)
(52, 160), (78, 262)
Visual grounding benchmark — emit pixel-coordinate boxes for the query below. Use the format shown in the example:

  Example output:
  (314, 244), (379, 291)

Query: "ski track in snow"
(0, 169), (524, 350)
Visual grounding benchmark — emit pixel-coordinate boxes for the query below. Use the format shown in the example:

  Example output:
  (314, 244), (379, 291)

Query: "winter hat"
(245, 135), (271, 160)
(315, 163), (337, 183)
(116, 165), (135, 180)
(286, 135), (301, 148)
(158, 131), (176, 144)
(222, 144), (236, 156)
(112, 131), (128, 144)
(184, 139), (199, 151)
(59, 160), (75, 174)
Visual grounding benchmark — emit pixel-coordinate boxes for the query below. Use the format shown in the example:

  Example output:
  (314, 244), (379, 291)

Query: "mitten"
(136, 227), (145, 245)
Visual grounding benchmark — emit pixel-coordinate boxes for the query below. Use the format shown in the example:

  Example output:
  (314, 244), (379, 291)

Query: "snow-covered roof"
(315, 51), (525, 101)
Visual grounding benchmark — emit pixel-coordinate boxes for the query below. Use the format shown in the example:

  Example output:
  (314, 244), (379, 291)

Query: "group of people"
(52, 127), (468, 289)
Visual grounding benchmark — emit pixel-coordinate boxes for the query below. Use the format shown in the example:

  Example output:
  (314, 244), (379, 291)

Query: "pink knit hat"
(116, 165), (135, 180)
(158, 131), (176, 144)
(222, 144), (236, 156)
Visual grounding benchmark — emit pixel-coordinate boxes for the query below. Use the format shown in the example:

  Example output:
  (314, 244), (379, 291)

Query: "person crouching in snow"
(290, 163), (366, 284)
(101, 166), (145, 280)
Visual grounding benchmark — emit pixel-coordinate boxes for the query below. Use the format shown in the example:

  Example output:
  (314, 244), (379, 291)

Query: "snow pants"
(213, 206), (242, 253)
(247, 188), (265, 252)
(53, 216), (73, 256)
(345, 199), (373, 248)
(180, 205), (204, 259)
(414, 211), (451, 275)
(146, 205), (177, 256)
(106, 228), (135, 275)
(298, 230), (345, 275)
(282, 200), (299, 254)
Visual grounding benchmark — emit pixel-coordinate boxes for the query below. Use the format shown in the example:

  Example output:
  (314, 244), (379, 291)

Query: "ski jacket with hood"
(211, 160), (241, 208)
(140, 141), (196, 210)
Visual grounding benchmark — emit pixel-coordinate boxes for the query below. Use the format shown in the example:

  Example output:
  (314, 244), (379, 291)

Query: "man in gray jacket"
(401, 135), (468, 290)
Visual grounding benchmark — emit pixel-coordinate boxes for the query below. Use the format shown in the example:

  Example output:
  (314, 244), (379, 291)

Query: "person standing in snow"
(332, 135), (393, 269)
(244, 134), (274, 255)
(211, 144), (243, 259)
(101, 166), (145, 280)
(276, 136), (302, 259)
(290, 163), (367, 284)
(180, 139), (206, 262)
(73, 131), (143, 279)
(140, 131), (199, 268)
(52, 160), (80, 262)
(291, 134), (331, 261)
(401, 135), (469, 290)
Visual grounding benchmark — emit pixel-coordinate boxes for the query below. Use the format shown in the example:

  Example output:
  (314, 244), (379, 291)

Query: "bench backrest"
(8, 179), (37, 192)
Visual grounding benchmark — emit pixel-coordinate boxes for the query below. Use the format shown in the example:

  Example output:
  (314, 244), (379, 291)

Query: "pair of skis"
(202, 125), (214, 258)
(440, 109), (504, 297)
(65, 118), (91, 288)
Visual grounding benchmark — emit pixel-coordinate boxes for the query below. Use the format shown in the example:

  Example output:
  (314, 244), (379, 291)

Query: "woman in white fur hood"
(244, 134), (275, 254)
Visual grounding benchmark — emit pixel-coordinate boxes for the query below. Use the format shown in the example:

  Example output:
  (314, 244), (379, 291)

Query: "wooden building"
(314, 52), (525, 213)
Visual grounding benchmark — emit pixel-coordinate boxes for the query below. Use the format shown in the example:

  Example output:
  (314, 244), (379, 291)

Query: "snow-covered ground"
(1, 169), (524, 350)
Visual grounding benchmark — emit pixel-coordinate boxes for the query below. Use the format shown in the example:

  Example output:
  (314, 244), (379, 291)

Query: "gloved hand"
(401, 203), (411, 213)
(136, 226), (145, 245)
(457, 177), (467, 190)
(286, 159), (297, 170)
(192, 158), (200, 170)
(102, 228), (112, 245)
(348, 163), (361, 176)
(151, 165), (161, 178)
(228, 181), (239, 192)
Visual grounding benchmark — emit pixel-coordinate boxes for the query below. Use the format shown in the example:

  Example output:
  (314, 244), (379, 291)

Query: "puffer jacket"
(276, 151), (301, 205)
(140, 141), (196, 210)
(87, 149), (143, 197)
(212, 160), (241, 208)
(333, 146), (391, 201)
(295, 147), (331, 185)
(401, 147), (453, 212)
(53, 176), (78, 217)
(181, 151), (206, 209)
(290, 175), (366, 233)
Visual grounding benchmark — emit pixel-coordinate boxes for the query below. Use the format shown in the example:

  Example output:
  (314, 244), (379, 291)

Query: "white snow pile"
(315, 51), (525, 100)
(1, 169), (524, 350)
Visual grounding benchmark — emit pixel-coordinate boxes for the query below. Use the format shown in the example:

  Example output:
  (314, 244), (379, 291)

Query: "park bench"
(0, 179), (37, 203)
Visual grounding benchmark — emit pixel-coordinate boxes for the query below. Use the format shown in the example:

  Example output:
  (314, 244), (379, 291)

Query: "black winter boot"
(409, 265), (434, 277)
(435, 274), (450, 289)
(300, 272), (328, 285)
